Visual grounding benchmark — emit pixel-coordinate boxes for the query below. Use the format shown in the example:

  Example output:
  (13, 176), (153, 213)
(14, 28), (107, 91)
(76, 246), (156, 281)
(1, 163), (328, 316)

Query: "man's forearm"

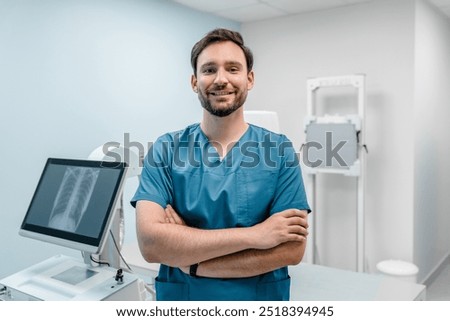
(192, 240), (306, 279)
(137, 201), (255, 267)
(139, 221), (257, 267)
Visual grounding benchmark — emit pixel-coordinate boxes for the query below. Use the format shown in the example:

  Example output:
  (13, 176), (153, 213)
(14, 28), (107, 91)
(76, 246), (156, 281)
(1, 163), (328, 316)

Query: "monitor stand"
(0, 255), (145, 301)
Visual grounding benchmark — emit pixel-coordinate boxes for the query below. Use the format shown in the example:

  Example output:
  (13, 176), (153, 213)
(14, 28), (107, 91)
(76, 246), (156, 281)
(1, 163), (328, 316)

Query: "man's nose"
(214, 68), (228, 85)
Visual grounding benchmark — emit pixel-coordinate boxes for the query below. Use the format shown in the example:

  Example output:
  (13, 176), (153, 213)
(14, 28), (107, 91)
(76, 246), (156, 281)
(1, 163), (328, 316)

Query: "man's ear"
(191, 74), (198, 93)
(247, 70), (255, 90)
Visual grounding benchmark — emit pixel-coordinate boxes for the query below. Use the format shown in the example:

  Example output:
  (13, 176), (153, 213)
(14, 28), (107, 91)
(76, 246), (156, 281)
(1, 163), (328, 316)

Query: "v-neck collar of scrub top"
(197, 123), (252, 165)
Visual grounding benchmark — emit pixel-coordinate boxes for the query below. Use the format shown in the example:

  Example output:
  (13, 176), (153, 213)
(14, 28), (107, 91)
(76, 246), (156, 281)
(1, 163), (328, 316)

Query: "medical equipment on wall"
(303, 74), (367, 272)
(0, 157), (146, 300)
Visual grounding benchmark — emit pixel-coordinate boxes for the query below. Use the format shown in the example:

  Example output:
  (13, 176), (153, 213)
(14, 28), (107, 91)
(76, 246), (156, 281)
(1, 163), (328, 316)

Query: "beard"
(198, 86), (248, 117)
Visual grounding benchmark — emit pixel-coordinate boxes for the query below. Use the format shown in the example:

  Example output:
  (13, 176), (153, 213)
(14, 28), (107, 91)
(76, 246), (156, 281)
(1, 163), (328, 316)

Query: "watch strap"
(189, 263), (199, 277)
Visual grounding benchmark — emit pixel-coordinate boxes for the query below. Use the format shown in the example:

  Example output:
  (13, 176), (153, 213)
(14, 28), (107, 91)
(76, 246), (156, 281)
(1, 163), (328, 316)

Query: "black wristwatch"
(189, 263), (199, 277)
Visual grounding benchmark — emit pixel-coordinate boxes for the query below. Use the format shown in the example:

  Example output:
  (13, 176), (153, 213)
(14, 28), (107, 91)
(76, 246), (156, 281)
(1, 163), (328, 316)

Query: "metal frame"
(304, 74), (366, 272)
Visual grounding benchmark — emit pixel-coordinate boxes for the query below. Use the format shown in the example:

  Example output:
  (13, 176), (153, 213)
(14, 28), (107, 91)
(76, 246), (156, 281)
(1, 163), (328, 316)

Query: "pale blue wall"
(0, 0), (238, 278)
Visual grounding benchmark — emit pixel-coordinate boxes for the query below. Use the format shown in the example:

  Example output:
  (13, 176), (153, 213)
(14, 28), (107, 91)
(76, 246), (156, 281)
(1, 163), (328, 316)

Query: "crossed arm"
(136, 200), (308, 278)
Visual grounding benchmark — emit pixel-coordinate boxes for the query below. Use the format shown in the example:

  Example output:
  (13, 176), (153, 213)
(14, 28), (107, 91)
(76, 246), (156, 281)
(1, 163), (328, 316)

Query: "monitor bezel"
(19, 158), (128, 255)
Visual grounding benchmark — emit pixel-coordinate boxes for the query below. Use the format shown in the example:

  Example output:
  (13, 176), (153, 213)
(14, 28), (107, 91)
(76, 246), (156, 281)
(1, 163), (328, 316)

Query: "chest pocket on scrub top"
(236, 168), (277, 227)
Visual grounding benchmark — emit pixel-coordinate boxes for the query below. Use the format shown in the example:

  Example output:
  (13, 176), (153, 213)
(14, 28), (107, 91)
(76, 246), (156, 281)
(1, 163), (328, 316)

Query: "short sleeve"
(130, 135), (174, 208)
(269, 136), (310, 215)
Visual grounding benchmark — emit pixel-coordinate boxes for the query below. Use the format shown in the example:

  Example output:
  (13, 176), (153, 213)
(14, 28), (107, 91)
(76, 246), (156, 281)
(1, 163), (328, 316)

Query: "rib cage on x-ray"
(48, 167), (100, 232)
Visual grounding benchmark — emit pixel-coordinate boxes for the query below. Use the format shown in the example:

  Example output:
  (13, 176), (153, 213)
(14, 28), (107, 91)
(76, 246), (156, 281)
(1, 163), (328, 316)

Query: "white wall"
(242, 0), (418, 272)
(414, 0), (450, 282)
(0, 0), (238, 279)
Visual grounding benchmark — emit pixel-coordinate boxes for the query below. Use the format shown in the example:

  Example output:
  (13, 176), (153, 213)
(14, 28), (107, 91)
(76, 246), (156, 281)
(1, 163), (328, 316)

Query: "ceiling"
(171, 0), (450, 22)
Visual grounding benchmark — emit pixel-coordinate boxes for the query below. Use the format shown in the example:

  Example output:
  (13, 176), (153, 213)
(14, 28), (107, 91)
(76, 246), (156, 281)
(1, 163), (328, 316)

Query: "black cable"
(90, 254), (110, 267)
(109, 229), (132, 272)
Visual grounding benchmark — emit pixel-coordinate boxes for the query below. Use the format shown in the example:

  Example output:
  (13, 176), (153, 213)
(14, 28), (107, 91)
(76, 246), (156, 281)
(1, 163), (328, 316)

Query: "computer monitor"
(19, 158), (127, 256)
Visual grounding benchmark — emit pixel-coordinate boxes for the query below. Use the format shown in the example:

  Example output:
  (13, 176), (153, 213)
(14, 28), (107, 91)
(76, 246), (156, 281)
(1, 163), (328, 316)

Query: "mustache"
(206, 84), (233, 91)
(206, 86), (236, 96)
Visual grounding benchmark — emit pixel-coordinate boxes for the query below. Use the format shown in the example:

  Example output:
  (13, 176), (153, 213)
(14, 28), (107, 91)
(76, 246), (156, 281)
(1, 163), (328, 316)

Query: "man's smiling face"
(192, 40), (254, 117)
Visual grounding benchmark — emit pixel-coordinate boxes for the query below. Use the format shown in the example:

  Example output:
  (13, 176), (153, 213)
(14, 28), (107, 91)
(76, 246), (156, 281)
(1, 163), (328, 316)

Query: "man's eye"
(202, 68), (215, 74)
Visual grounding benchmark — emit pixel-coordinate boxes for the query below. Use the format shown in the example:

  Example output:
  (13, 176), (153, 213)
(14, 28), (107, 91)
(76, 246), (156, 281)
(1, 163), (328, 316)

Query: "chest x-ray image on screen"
(20, 158), (127, 256)
(48, 166), (100, 233)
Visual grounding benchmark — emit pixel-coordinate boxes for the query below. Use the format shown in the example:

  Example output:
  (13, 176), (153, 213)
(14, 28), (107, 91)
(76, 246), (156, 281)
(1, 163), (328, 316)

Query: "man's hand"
(164, 204), (186, 225)
(249, 209), (308, 250)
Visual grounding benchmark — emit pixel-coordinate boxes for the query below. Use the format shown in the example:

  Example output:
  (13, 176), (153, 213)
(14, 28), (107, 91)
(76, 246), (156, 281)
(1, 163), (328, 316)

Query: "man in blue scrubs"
(131, 28), (310, 300)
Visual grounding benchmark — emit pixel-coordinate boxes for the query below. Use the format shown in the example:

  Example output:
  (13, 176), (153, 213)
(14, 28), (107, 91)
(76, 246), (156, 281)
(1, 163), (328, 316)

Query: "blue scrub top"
(131, 123), (310, 301)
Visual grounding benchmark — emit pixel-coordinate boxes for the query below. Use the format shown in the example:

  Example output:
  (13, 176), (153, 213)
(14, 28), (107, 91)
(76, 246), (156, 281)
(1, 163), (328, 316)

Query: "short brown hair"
(191, 28), (254, 76)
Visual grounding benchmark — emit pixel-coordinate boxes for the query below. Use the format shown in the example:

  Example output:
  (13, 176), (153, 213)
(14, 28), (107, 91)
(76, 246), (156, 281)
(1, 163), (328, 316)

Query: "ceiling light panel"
(172, 0), (259, 13)
(341, 0), (373, 4)
(261, 0), (346, 14)
(217, 3), (286, 22)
